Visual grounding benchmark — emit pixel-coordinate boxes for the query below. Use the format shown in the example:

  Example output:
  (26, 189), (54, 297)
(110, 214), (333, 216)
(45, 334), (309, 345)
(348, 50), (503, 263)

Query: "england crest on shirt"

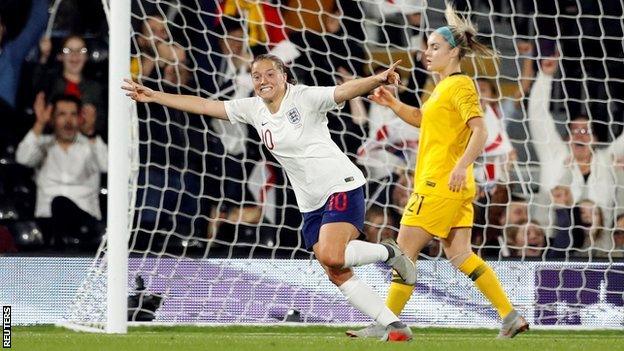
(286, 107), (302, 124)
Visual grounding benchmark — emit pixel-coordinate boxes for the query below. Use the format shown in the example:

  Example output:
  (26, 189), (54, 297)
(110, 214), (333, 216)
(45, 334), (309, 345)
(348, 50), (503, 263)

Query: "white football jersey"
(224, 84), (366, 212)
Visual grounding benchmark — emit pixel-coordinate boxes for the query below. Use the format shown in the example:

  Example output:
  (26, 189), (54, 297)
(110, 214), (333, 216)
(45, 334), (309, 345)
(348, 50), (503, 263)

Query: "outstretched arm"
(528, 59), (567, 158)
(369, 86), (422, 127)
(122, 79), (228, 120)
(336, 67), (368, 125)
(333, 61), (402, 105)
(7, 0), (48, 63)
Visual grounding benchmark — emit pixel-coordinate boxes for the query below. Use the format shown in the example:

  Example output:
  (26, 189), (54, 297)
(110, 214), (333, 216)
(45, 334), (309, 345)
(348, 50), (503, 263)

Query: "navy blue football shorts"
(301, 186), (365, 250)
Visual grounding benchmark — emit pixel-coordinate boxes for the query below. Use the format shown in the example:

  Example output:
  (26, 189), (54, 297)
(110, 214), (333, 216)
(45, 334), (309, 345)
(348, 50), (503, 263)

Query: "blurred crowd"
(0, 0), (623, 261)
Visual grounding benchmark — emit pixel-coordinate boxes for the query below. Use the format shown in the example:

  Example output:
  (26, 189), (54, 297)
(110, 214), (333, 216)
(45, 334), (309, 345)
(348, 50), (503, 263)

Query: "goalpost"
(57, 0), (131, 334)
(105, 0), (131, 334)
(60, 0), (624, 333)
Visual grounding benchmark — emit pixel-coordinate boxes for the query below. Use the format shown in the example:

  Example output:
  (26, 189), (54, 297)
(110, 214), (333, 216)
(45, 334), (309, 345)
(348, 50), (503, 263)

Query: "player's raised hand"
(368, 86), (397, 108)
(122, 78), (157, 103)
(375, 60), (402, 86)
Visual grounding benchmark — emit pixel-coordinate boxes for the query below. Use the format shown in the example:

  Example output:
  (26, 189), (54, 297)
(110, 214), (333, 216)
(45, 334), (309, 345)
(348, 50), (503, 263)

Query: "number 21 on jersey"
(406, 193), (425, 215)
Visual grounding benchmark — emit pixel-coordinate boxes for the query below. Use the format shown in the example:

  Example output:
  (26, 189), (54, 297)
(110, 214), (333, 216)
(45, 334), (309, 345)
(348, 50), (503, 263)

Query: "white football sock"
(338, 275), (399, 327)
(342, 240), (389, 268)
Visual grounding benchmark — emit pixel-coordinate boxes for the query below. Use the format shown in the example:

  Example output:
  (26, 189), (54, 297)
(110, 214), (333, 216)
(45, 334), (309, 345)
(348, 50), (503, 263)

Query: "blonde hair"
(442, 3), (499, 65)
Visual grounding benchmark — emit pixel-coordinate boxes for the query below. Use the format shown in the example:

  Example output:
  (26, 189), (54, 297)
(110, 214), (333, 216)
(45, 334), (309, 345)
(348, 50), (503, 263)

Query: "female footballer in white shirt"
(123, 54), (415, 341)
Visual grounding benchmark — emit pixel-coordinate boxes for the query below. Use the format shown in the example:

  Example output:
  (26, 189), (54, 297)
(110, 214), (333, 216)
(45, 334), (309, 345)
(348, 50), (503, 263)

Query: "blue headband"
(435, 26), (457, 48)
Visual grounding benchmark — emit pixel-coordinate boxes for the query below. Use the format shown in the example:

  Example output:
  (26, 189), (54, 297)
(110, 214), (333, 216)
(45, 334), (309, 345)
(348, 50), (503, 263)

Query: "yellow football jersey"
(414, 73), (483, 200)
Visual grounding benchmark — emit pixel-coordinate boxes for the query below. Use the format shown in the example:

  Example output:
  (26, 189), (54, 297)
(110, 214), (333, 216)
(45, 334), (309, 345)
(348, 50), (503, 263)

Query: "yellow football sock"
(458, 253), (514, 319)
(385, 271), (415, 316)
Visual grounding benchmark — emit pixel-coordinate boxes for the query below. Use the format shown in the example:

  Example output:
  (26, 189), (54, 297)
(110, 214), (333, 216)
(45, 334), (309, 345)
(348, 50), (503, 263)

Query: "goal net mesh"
(64, 0), (624, 329)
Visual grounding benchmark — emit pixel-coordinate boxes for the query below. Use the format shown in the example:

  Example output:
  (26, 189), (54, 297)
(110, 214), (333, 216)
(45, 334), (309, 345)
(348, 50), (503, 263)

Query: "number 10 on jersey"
(261, 129), (274, 150)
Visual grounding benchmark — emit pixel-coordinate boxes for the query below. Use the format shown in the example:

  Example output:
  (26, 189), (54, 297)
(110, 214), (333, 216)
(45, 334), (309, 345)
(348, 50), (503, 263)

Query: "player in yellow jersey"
(346, 4), (529, 339)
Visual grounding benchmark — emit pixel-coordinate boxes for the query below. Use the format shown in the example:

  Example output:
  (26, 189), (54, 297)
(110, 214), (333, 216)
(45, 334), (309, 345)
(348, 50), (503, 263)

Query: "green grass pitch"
(10, 325), (624, 351)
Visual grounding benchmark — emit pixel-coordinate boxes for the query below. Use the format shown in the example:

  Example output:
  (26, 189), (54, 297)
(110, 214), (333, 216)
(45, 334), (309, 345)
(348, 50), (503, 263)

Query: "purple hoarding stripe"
(535, 265), (624, 325)
(127, 259), (499, 323)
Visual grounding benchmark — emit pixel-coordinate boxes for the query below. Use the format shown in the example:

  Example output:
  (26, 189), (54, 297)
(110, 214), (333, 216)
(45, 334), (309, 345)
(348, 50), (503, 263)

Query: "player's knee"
(314, 242), (346, 269)
(316, 251), (344, 269)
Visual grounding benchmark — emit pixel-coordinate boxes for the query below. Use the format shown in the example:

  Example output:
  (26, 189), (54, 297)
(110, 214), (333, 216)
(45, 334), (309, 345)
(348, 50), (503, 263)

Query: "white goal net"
(64, 0), (624, 331)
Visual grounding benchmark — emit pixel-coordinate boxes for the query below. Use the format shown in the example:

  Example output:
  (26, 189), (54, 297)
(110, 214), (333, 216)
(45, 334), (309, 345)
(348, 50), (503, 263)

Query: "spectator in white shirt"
(528, 57), (624, 230)
(16, 93), (108, 250)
